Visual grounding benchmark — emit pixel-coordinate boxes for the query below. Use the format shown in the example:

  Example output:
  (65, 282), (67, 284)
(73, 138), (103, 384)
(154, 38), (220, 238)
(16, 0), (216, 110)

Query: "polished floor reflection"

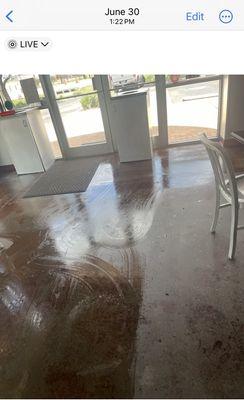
(1, 144), (244, 398)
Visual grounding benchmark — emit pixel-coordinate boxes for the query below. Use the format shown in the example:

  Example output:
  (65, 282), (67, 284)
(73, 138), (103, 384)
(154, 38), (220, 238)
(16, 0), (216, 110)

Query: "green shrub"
(12, 98), (27, 108)
(144, 75), (155, 83)
(80, 94), (99, 110)
(75, 85), (93, 96)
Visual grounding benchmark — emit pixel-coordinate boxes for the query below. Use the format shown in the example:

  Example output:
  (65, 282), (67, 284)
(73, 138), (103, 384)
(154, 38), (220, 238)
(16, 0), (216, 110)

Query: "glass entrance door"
(165, 75), (221, 144)
(41, 75), (113, 158)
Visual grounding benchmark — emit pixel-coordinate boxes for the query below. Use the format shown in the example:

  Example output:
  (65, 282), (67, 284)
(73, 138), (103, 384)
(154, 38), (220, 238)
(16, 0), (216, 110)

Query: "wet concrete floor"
(1, 144), (244, 398)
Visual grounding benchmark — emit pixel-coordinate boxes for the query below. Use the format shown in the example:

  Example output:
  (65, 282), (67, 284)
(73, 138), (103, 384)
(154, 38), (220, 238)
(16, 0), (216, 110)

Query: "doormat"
(24, 158), (100, 198)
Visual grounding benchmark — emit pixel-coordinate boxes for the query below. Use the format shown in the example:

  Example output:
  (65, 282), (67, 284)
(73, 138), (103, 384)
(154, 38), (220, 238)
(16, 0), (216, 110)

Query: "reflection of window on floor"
(167, 80), (219, 144)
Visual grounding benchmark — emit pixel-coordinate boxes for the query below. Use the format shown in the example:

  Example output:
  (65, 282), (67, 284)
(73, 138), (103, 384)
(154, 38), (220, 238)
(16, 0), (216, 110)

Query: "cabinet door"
(1, 116), (44, 174)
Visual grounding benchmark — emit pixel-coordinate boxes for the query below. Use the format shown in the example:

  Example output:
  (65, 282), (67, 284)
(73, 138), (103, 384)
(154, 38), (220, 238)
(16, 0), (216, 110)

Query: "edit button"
(186, 12), (205, 21)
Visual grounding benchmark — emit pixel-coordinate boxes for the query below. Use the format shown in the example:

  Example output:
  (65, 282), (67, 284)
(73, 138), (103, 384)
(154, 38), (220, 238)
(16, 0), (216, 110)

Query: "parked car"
(109, 75), (145, 92)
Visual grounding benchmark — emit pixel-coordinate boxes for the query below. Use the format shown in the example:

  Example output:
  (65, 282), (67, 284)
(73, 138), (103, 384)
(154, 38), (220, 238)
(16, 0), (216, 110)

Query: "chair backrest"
(200, 133), (238, 204)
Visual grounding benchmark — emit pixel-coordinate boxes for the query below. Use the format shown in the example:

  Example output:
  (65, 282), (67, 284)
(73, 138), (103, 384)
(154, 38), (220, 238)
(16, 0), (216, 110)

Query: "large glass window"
(3, 74), (44, 108)
(166, 74), (211, 84)
(166, 78), (220, 144)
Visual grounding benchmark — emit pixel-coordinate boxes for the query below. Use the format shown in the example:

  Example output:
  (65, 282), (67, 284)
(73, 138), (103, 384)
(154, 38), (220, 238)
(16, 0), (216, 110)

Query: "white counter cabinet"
(111, 89), (152, 162)
(0, 109), (54, 175)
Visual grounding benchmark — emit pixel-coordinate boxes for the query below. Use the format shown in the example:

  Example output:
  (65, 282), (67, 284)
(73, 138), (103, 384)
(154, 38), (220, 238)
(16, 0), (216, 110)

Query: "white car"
(109, 75), (145, 92)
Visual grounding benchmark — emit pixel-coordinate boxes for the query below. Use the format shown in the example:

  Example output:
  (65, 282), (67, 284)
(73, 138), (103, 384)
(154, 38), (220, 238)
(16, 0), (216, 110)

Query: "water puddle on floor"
(0, 237), (14, 252)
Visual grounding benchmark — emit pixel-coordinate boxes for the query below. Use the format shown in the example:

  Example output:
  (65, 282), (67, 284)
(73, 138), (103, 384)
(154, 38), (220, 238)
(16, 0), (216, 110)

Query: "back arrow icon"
(6, 10), (13, 22)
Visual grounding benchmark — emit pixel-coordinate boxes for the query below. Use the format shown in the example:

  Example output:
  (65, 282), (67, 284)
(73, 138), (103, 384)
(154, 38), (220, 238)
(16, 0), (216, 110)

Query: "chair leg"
(211, 188), (220, 233)
(228, 204), (239, 260)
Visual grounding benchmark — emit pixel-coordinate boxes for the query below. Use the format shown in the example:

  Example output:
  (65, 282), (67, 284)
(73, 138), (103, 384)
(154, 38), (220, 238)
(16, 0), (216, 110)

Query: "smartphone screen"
(1, 1), (244, 400)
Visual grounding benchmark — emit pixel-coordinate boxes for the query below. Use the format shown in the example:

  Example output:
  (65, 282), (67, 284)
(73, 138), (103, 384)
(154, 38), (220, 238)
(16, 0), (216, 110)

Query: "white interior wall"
(220, 75), (244, 140)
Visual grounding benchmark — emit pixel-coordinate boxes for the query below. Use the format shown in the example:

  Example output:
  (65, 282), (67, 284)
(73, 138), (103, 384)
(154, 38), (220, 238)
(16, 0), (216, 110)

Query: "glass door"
(165, 75), (221, 144)
(40, 75), (114, 158)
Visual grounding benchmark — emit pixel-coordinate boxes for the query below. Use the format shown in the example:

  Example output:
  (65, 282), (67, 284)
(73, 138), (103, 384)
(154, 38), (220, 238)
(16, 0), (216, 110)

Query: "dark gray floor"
(1, 144), (244, 398)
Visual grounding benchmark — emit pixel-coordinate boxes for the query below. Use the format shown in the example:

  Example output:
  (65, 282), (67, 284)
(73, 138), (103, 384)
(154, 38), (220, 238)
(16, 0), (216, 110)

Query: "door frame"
(39, 75), (114, 159)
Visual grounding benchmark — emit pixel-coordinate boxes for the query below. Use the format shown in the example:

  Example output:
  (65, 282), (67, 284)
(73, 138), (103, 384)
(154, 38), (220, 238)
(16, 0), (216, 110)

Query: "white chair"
(200, 133), (244, 259)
